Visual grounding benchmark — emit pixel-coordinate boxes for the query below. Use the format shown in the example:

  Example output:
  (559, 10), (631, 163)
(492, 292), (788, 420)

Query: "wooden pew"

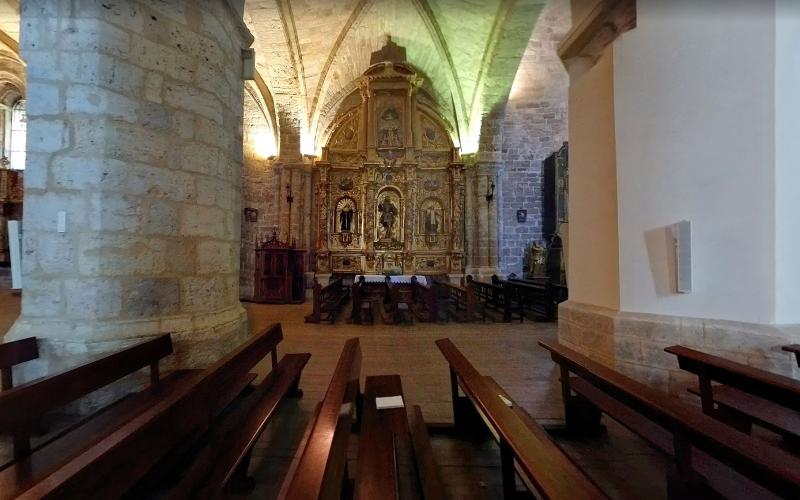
(411, 276), (439, 323)
(541, 341), (800, 499)
(356, 375), (444, 500)
(0, 333), (177, 463)
(386, 278), (415, 325)
(279, 337), (362, 500)
(305, 277), (350, 323)
(507, 278), (555, 321)
(0, 336), (38, 391)
(165, 328), (310, 498)
(782, 345), (800, 368)
(665, 345), (800, 444)
(469, 276), (515, 322)
(438, 281), (481, 323)
(0, 324), (299, 500)
(437, 338), (605, 499)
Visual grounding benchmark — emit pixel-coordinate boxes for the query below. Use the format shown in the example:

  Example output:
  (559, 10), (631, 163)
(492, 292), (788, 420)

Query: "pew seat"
(356, 374), (444, 500)
(686, 384), (800, 443)
(666, 345), (800, 446)
(542, 340), (800, 499)
(165, 352), (310, 498)
(437, 338), (605, 499)
(1, 323), (308, 500)
(279, 338), (362, 500)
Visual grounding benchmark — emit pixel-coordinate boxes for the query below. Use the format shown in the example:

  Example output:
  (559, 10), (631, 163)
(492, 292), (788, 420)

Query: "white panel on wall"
(672, 220), (691, 294)
(8, 220), (21, 289)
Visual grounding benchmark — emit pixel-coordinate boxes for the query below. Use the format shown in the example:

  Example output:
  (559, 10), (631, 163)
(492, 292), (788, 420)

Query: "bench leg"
(229, 448), (256, 493)
(500, 441), (518, 499)
(289, 375), (304, 398)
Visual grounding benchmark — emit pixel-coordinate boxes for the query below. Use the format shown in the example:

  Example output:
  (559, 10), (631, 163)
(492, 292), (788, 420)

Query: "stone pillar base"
(5, 305), (248, 412)
(558, 301), (800, 398)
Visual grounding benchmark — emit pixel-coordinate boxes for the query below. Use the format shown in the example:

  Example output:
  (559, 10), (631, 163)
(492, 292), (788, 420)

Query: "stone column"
(474, 161), (503, 279)
(7, 1), (253, 380)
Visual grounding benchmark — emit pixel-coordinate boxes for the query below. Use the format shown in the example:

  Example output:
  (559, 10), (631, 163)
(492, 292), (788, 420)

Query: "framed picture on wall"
(516, 209), (527, 223)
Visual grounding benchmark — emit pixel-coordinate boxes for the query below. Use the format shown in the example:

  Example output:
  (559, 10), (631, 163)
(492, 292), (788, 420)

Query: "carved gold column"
(449, 162), (466, 276)
(404, 162), (417, 273)
(363, 165), (377, 273)
(315, 163), (331, 276)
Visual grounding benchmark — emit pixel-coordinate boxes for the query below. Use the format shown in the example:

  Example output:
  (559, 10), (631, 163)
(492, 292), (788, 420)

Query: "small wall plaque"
(516, 209), (527, 223)
(244, 207), (258, 223)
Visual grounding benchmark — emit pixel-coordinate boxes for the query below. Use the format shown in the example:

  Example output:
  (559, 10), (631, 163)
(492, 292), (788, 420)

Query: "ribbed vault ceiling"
(245, 0), (546, 155)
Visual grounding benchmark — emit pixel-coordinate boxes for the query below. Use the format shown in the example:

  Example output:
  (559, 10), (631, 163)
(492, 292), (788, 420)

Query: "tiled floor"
(0, 293), (669, 499)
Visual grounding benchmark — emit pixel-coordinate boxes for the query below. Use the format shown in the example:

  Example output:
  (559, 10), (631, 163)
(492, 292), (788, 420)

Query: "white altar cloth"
(354, 275), (428, 286)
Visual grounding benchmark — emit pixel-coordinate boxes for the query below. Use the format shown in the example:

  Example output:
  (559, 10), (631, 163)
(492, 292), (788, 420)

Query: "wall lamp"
(485, 176), (495, 203)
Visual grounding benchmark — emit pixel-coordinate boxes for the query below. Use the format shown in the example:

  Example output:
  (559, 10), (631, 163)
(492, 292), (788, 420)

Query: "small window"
(9, 99), (25, 170)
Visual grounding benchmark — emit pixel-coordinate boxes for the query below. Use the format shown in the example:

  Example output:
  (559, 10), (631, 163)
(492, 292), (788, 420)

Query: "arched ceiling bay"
(245, 0), (545, 155)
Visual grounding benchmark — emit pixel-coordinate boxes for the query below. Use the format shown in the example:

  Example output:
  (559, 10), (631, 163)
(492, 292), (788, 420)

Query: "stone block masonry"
(7, 0), (254, 396)
(499, 0), (569, 276)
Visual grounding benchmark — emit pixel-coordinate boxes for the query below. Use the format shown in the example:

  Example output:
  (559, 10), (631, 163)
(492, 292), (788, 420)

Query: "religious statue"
(424, 206), (440, 235)
(378, 108), (402, 148)
(377, 195), (398, 240)
(339, 208), (354, 232)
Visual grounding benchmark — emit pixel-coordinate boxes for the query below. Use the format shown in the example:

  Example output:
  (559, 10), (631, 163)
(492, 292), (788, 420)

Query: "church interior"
(1, 0), (799, 498)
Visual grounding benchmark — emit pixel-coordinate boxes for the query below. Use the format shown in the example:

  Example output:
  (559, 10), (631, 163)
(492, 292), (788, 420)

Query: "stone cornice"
(558, 0), (636, 62)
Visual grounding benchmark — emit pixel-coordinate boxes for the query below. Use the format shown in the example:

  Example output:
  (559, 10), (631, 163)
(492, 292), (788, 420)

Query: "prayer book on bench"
(375, 395), (404, 410)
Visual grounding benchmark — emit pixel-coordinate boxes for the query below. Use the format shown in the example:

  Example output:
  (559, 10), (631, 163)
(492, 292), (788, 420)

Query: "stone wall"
(498, 0), (570, 276)
(240, 87), (277, 300)
(559, 301), (800, 400)
(7, 0), (252, 391)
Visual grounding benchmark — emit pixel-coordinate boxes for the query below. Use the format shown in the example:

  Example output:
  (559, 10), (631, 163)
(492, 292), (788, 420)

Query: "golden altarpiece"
(314, 61), (466, 279)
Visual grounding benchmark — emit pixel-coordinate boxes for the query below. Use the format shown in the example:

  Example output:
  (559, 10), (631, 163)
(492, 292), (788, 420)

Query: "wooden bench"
(386, 278), (415, 325)
(0, 333), (178, 467)
(782, 345), (800, 368)
(541, 341), (800, 499)
(411, 276), (439, 323)
(507, 278), (555, 321)
(165, 325), (310, 498)
(0, 336), (38, 392)
(356, 374), (444, 500)
(305, 277), (350, 323)
(665, 345), (800, 445)
(437, 338), (605, 499)
(468, 276), (512, 322)
(279, 337), (362, 500)
(1, 323), (304, 499)
(438, 281), (481, 323)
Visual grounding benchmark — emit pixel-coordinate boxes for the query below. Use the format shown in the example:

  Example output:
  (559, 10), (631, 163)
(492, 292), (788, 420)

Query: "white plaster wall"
(614, 0), (777, 323)
(775, 0), (800, 324)
(566, 46), (620, 310)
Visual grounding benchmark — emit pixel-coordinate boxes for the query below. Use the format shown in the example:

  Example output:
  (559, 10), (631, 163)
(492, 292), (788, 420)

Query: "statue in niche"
(378, 107), (402, 148)
(378, 195), (399, 240)
(424, 205), (441, 234)
(339, 208), (354, 232)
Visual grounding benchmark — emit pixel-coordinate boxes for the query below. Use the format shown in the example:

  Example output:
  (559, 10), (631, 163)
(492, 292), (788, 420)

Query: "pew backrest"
(783, 344), (800, 367)
(11, 324), (285, 500)
(0, 337), (38, 391)
(280, 337), (362, 500)
(665, 345), (800, 413)
(541, 341), (800, 498)
(0, 334), (172, 435)
(437, 338), (605, 499)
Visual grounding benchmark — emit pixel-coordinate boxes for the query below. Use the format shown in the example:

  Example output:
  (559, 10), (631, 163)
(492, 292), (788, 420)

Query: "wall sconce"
(485, 176), (495, 203)
(241, 48), (255, 80)
(285, 184), (294, 206)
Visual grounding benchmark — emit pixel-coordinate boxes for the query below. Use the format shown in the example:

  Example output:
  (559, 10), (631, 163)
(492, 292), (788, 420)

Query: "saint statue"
(378, 195), (398, 240)
(339, 208), (354, 232)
